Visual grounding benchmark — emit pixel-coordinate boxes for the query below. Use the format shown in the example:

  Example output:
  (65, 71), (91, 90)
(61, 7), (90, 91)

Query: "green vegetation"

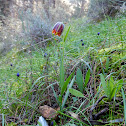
(0, 15), (126, 125)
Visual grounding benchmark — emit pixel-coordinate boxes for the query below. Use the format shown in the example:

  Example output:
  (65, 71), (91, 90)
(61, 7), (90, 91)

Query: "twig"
(89, 95), (107, 120)
(94, 107), (109, 119)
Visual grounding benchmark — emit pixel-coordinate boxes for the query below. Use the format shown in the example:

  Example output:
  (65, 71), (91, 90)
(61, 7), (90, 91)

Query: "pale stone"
(39, 105), (58, 119)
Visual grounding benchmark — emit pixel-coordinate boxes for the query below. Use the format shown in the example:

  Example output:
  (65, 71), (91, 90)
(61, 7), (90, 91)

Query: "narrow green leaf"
(100, 58), (105, 74)
(69, 88), (84, 98)
(60, 56), (64, 89)
(76, 68), (83, 93)
(62, 76), (75, 109)
(109, 87), (116, 100)
(109, 76), (114, 93)
(84, 69), (90, 87)
(121, 88), (126, 125)
(64, 26), (70, 42)
(51, 85), (59, 104)
(100, 74), (108, 97)
(61, 71), (74, 96)
(106, 79), (111, 98)
(105, 57), (109, 72)
(58, 95), (62, 103)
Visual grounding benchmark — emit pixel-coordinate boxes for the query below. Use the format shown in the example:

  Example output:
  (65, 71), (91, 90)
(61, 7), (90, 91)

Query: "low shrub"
(87, 0), (125, 21)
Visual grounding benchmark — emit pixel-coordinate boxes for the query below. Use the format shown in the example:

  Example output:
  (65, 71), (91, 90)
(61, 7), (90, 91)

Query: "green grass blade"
(64, 26), (70, 42)
(76, 99), (87, 113)
(76, 68), (83, 93)
(109, 88), (116, 100)
(62, 76), (75, 109)
(61, 71), (74, 96)
(109, 76), (114, 93)
(105, 57), (109, 72)
(100, 58), (105, 74)
(69, 88), (85, 98)
(51, 85), (59, 104)
(81, 59), (92, 73)
(84, 69), (90, 88)
(121, 88), (126, 125)
(2, 113), (4, 126)
(30, 76), (46, 91)
(116, 79), (123, 93)
(57, 111), (89, 126)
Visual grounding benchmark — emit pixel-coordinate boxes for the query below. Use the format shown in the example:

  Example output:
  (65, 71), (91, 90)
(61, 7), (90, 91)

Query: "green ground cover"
(0, 15), (126, 125)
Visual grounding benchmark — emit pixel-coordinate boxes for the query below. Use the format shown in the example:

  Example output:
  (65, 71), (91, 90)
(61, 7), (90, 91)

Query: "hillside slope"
(0, 15), (126, 125)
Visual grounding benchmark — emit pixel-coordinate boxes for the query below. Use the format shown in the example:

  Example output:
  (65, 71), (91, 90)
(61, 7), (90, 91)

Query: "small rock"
(39, 105), (58, 119)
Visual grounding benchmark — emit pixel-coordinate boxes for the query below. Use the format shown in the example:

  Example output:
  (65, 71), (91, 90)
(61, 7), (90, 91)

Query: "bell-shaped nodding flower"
(52, 22), (64, 36)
